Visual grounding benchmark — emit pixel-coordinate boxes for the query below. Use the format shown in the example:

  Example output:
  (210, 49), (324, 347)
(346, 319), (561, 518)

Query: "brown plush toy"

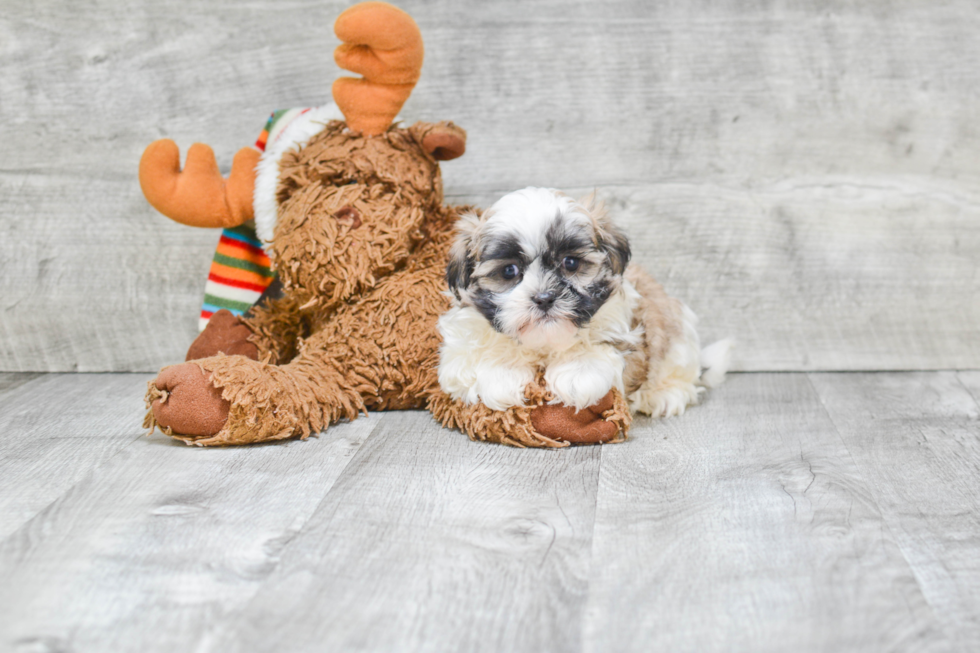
(141, 1), (630, 447)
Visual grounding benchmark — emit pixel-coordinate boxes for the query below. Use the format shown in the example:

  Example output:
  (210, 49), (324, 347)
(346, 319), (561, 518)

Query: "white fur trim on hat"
(253, 103), (345, 247)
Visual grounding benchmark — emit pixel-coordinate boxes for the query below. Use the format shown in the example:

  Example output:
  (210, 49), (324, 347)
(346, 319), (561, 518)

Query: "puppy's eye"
(562, 256), (580, 272)
(501, 264), (520, 280)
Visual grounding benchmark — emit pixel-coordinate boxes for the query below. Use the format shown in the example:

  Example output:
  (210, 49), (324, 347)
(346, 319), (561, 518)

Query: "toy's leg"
(146, 264), (446, 445)
(428, 382), (631, 448)
(186, 310), (259, 361)
(531, 390), (626, 444)
(145, 344), (365, 445)
(185, 278), (309, 365)
(240, 289), (309, 365)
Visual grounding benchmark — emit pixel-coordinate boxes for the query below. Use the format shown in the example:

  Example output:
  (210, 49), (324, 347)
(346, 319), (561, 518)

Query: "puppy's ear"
(446, 211), (481, 298)
(599, 219), (631, 275)
(582, 194), (631, 275)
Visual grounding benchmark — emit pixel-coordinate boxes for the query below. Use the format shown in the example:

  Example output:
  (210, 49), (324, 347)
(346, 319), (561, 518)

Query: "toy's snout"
(334, 206), (362, 230)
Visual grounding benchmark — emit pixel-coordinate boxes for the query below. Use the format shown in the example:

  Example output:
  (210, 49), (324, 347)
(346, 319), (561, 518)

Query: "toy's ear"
(410, 121), (467, 161)
(446, 211), (480, 298)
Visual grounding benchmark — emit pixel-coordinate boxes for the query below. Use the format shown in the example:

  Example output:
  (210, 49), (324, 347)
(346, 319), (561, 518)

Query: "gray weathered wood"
(584, 373), (950, 653)
(0, 373), (42, 394)
(2, 1), (979, 371)
(461, 181), (980, 371)
(1, 372), (980, 651)
(0, 392), (380, 652)
(0, 373), (146, 540)
(0, 175), (216, 372)
(958, 371), (980, 412)
(207, 410), (602, 653)
(810, 372), (980, 652)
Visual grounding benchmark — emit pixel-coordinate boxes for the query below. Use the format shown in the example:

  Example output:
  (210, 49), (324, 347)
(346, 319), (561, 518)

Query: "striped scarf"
(199, 108), (314, 330)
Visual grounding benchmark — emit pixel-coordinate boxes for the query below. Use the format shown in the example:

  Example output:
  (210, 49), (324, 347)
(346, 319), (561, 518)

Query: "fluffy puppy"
(438, 187), (731, 417)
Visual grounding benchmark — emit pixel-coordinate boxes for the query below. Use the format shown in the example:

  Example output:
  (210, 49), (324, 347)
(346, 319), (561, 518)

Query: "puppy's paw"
(545, 359), (617, 411)
(475, 364), (536, 411)
(629, 380), (702, 418)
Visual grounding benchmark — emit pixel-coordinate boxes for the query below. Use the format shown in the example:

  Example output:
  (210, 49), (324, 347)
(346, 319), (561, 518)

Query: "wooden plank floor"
(0, 372), (978, 652)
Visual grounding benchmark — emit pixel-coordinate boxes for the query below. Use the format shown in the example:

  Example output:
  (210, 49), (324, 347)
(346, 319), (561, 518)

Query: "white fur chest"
(437, 282), (644, 411)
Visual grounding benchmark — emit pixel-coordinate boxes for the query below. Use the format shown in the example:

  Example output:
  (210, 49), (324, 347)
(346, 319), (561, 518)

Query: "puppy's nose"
(532, 290), (556, 309)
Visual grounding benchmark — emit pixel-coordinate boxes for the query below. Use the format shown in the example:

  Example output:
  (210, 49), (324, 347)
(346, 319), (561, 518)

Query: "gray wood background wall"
(1, 0), (977, 372)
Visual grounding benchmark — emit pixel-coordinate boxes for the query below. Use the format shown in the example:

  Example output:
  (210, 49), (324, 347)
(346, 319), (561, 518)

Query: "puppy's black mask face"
(446, 189), (631, 345)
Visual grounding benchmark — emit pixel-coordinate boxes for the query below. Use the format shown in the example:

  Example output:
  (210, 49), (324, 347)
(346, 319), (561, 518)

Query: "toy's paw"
(530, 390), (620, 444)
(146, 363), (229, 437)
(186, 309), (258, 361)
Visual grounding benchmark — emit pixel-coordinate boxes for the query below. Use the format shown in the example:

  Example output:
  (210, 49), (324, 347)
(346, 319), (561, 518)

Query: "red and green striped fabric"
(199, 108), (314, 330)
(199, 223), (275, 330)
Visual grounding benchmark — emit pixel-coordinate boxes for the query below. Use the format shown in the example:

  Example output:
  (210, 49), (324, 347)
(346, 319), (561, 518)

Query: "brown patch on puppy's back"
(622, 265), (686, 395)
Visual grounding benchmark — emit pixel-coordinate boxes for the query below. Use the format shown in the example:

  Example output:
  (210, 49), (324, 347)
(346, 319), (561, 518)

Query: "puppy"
(438, 187), (731, 417)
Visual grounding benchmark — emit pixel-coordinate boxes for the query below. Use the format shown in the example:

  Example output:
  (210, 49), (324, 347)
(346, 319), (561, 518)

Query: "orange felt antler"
(332, 1), (424, 136)
(139, 140), (259, 228)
